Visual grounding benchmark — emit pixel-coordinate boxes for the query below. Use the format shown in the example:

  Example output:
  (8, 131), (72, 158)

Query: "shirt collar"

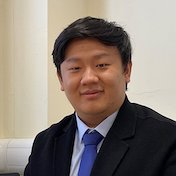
(75, 111), (118, 143)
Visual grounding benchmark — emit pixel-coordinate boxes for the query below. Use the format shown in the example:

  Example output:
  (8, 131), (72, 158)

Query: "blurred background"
(1, 0), (176, 174)
(0, 0), (176, 139)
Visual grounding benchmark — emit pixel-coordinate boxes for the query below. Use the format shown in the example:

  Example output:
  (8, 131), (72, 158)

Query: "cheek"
(103, 70), (123, 84)
(62, 76), (79, 93)
(104, 72), (126, 91)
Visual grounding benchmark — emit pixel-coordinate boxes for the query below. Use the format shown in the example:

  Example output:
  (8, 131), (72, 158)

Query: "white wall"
(0, 0), (48, 138)
(0, 0), (4, 137)
(87, 0), (176, 120)
(0, 0), (15, 138)
(12, 0), (48, 137)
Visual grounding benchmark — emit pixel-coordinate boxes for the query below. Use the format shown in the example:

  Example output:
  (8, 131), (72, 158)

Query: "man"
(24, 17), (176, 176)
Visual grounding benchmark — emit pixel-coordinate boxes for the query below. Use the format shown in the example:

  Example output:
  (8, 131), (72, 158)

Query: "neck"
(77, 109), (118, 128)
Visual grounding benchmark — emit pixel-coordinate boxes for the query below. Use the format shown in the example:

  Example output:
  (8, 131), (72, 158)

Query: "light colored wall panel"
(0, 0), (48, 138)
(13, 0), (48, 137)
(0, 0), (4, 137)
(86, 0), (108, 18)
(1, 0), (15, 137)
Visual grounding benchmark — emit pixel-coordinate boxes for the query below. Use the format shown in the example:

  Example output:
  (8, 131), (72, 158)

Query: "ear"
(124, 61), (132, 83)
(57, 72), (64, 91)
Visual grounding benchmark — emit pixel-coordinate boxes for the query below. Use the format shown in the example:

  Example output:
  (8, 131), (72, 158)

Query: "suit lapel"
(91, 132), (129, 176)
(53, 115), (77, 176)
(91, 97), (137, 176)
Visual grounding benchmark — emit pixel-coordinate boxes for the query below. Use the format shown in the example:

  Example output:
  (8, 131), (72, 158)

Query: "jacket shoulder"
(133, 102), (176, 129)
(32, 114), (75, 150)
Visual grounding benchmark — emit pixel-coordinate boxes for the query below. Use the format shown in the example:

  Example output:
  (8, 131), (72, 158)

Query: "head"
(52, 16), (132, 75)
(52, 17), (132, 127)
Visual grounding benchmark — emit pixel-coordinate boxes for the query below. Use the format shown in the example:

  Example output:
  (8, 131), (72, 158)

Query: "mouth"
(80, 90), (103, 99)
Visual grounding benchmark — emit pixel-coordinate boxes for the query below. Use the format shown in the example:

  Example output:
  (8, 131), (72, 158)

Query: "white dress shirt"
(69, 111), (118, 176)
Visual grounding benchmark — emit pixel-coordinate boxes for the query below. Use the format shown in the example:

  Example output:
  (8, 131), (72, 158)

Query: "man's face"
(58, 38), (132, 127)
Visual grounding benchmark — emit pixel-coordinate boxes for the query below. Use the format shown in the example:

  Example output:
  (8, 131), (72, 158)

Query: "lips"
(80, 89), (103, 99)
(81, 89), (103, 94)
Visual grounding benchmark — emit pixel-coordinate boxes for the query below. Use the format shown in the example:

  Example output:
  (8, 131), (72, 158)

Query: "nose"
(80, 68), (99, 85)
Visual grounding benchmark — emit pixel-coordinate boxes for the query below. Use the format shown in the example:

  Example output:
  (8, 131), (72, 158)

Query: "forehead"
(64, 38), (120, 58)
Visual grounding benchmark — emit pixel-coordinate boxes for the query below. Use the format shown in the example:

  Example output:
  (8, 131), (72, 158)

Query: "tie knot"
(82, 130), (103, 146)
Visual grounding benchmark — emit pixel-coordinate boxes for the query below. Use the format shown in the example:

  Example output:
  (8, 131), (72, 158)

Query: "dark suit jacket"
(24, 97), (176, 176)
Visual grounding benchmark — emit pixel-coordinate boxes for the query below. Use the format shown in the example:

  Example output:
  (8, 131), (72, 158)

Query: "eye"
(68, 67), (81, 72)
(96, 64), (110, 68)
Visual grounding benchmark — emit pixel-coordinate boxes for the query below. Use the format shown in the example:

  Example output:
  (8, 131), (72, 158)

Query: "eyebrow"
(64, 57), (80, 63)
(64, 52), (111, 63)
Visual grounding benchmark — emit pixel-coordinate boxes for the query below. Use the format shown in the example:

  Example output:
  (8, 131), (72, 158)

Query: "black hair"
(52, 16), (132, 71)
